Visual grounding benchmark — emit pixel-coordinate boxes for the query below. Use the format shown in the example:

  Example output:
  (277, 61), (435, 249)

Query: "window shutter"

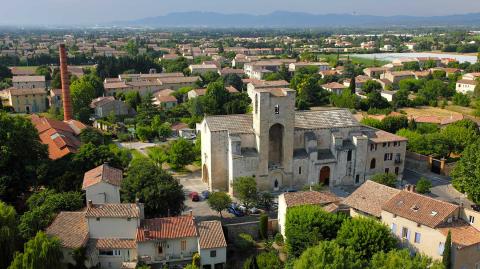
(406, 230), (411, 241)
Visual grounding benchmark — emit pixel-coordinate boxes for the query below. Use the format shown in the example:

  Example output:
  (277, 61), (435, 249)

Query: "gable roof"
(342, 180), (400, 218)
(382, 190), (459, 228)
(46, 212), (88, 249)
(283, 191), (341, 207)
(437, 220), (480, 248)
(82, 164), (123, 189)
(197, 221), (227, 249)
(136, 215), (198, 241)
(85, 203), (140, 218)
(12, 75), (45, 83)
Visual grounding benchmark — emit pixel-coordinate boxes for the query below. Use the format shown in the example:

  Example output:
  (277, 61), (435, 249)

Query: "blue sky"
(2, 0), (480, 25)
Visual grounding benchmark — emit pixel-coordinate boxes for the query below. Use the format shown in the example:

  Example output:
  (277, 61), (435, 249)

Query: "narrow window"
(370, 158), (376, 169)
(158, 246), (163, 254)
(355, 174), (360, 184)
(385, 168), (390, 174)
(298, 167), (302, 175)
(181, 240), (187, 251)
(415, 232), (421, 243)
(391, 223), (397, 234)
(347, 150), (352, 161)
(395, 167), (399, 175)
(470, 215), (475, 224)
(274, 104), (280, 114)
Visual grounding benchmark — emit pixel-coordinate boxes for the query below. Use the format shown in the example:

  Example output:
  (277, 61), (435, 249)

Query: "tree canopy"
(232, 177), (258, 210)
(293, 241), (363, 269)
(8, 231), (63, 269)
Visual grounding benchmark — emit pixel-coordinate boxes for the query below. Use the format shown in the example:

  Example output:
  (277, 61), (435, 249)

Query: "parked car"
(472, 204), (480, 212)
(201, 190), (210, 200)
(249, 207), (260, 214)
(228, 203), (244, 217)
(189, 191), (200, 202)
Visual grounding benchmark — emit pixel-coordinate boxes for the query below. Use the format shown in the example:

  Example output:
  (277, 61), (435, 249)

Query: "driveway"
(117, 141), (157, 156)
(403, 168), (473, 208)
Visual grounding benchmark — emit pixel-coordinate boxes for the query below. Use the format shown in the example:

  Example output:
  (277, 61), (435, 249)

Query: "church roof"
(204, 109), (360, 134)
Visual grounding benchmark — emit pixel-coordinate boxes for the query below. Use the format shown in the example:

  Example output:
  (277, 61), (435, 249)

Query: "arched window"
(274, 179), (279, 188)
(370, 158), (376, 169)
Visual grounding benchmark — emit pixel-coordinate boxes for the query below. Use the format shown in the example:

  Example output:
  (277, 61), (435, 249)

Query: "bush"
(416, 177), (433, 194)
(236, 233), (255, 251)
(371, 173), (398, 187)
(274, 233), (284, 246)
(256, 251), (282, 269)
(259, 213), (268, 240)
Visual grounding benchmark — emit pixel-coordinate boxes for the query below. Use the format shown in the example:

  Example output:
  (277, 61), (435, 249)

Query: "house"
(342, 180), (400, 218)
(82, 164), (123, 204)
(319, 70), (338, 79)
(288, 62), (330, 72)
(363, 67), (391, 78)
(31, 114), (86, 160)
(380, 71), (415, 84)
(90, 96), (130, 118)
(342, 75), (371, 90)
(199, 86), (407, 192)
(381, 189), (480, 269)
(456, 79), (477, 94)
(49, 89), (62, 109)
(197, 221), (228, 269)
(12, 75), (46, 89)
(246, 80), (290, 92)
(0, 87), (48, 113)
(244, 60), (295, 80)
(278, 191), (342, 236)
(322, 82), (347, 95)
(218, 68), (245, 77)
(381, 90), (397, 102)
(189, 64), (219, 75)
(153, 94), (178, 109)
(188, 88), (207, 99)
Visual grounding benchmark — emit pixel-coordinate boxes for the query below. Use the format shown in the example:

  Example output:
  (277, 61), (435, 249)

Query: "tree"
(362, 80), (382, 94)
(259, 213), (268, 240)
(79, 128), (107, 146)
(381, 115), (408, 134)
(200, 71), (220, 85)
(443, 231), (452, 269)
(361, 117), (384, 129)
(336, 217), (397, 261)
(204, 81), (229, 115)
(0, 201), (17, 269)
(256, 251), (282, 269)
(330, 90), (358, 109)
(168, 138), (196, 169)
(416, 177), (433, 194)
(147, 146), (168, 167)
(124, 91), (142, 110)
(370, 249), (444, 269)
(257, 191), (274, 211)
(452, 92), (470, 107)
(0, 113), (48, 203)
(0, 64), (12, 80)
(136, 125), (155, 142)
(285, 205), (348, 257)
(223, 74), (243, 91)
(35, 66), (51, 80)
(293, 241), (362, 269)
(157, 123), (172, 141)
(207, 192), (232, 218)
(232, 177), (258, 210)
(121, 159), (184, 218)
(371, 173), (397, 187)
(451, 140), (480, 203)
(70, 77), (96, 122)
(8, 231), (63, 269)
(73, 143), (128, 172)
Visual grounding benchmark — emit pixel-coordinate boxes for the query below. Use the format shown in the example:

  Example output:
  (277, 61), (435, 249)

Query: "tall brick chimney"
(59, 44), (73, 121)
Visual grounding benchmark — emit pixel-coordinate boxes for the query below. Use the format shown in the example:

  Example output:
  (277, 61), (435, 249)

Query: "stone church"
(199, 86), (407, 193)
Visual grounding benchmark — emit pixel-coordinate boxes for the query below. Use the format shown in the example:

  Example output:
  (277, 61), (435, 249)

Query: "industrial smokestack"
(59, 44), (73, 121)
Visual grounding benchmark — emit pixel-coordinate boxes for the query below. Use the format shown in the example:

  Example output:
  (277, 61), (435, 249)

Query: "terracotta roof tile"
(82, 164), (123, 189)
(197, 221), (227, 249)
(283, 191), (341, 207)
(382, 191), (459, 228)
(137, 215), (197, 241)
(94, 238), (137, 249)
(342, 180), (400, 217)
(85, 203), (140, 218)
(438, 220), (480, 248)
(46, 212), (88, 249)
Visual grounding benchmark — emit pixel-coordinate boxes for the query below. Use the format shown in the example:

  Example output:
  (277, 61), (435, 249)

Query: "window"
(355, 174), (360, 184)
(96, 217), (100, 221)
(210, 250), (217, 257)
(470, 215), (475, 224)
(114, 250), (121, 256)
(383, 142), (387, 147)
(438, 242), (445, 255)
(402, 227), (409, 240)
(370, 144), (374, 151)
(370, 158), (376, 169)
(181, 240), (187, 251)
(274, 104), (280, 114)
(158, 245), (163, 254)
(414, 232), (421, 243)
(99, 250), (114, 256)
(395, 167), (399, 175)
(391, 223), (397, 234)
(347, 150), (352, 161)
(298, 167), (302, 175)
(385, 168), (389, 174)
(388, 142), (391, 147)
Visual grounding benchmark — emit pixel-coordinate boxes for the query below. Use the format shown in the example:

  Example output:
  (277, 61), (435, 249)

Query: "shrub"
(274, 233), (284, 246)
(259, 213), (268, 240)
(416, 177), (433, 194)
(236, 233), (255, 251)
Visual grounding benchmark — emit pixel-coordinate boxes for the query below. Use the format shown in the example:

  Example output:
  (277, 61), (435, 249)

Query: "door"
(319, 166), (330, 186)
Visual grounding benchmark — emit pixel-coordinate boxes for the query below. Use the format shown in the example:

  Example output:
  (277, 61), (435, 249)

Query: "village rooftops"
(92, 238), (137, 250)
(342, 180), (400, 218)
(158, 76), (200, 84)
(322, 82), (346, 89)
(12, 75), (45, 83)
(283, 191), (341, 207)
(248, 79), (289, 88)
(4, 87), (46, 96)
(253, 87), (295, 97)
(437, 220), (480, 249)
(382, 190), (459, 228)
(136, 215), (198, 241)
(85, 203), (140, 218)
(197, 221), (227, 249)
(46, 212), (88, 249)
(82, 164), (123, 190)
(90, 96), (116, 108)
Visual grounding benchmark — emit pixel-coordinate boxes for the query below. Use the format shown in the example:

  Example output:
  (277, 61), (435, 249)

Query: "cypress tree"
(442, 230), (452, 269)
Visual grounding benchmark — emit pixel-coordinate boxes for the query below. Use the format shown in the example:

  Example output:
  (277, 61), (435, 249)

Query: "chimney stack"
(87, 200), (93, 208)
(59, 44), (73, 121)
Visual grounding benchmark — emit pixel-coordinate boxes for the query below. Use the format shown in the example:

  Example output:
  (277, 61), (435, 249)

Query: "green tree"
(232, 177), (258, 210)
(124, 91), (142, 110)
(0, 64), (12, 80)
(416, 177), (433, 194)
(361, 117), (384, 129)
(293, 241), (362, 269)
(330, 90), (358, 109)
(207, 192), (232, 218)
(451, 139), (480, 203)
(79, 128), (107, 146)
(8, 231), (63, 269)
(136, 125), (155, 142)
(256, 251), (282, 269)
(0, 113), (48, 203)
(0, 201), (17, 269)
(259, 213), (268, 240)
(285, 205), (348, 257)
(336, 217), (397, 261)
(204, 81), (229, 115)
(223, 74), (243, 91)
(443, 231), (452, 269)
(257, 191), (274, 211)
(200, 71), (220, 85)
(370, 249), (445, 269)
(121, 159), (184, 218)
(371, 173), (398, 187)
(168, 138), (196, 169)
(157, 123), (172, 141)
(147, 146), (168, 167)
(35, 66), (52, 80)
(73, 143), (128, 172)
(362, 80), (382, 94)
(70, 77), (96, 121)
(452, 92), (470, 107)
(381, 115), (408, 134)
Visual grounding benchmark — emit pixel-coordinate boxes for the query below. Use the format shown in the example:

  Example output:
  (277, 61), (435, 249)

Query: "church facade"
(199, 86), (407, 193)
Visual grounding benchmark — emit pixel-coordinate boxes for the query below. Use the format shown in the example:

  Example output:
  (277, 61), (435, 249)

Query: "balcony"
(394, 158), (403, 164)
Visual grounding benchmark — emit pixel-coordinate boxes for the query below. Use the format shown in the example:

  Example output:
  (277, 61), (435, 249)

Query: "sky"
(2, 0), (480, 25)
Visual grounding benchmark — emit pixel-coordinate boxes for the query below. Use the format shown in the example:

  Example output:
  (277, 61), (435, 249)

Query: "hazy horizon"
(2, 0), (480, 26)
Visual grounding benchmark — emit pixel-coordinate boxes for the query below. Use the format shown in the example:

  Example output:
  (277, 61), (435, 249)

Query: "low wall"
(224, 219), (278, 243)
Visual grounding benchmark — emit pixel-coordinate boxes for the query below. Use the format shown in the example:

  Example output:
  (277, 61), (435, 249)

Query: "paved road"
(403, 168), (473, 207)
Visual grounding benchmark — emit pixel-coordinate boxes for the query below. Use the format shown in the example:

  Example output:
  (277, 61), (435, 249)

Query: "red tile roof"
(82, 164), (123, 189)
(85, 203), (140, 218)
(94, 238), (137, 249)
(46, 212), (88, 249)
(137, 215), (197, 241)
(283, 191), (341, 208)
(197, 221), (227, 249)
(438, 220), (480, 248)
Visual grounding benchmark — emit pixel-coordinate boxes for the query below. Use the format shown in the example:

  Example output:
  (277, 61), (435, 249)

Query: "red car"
(189, 192), (200, 202)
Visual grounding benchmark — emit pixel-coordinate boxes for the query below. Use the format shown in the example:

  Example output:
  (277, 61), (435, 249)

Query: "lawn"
(400, 106), (464, 118)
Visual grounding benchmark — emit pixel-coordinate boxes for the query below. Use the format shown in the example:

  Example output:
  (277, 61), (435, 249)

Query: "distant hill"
(110, 11), (480, 28)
